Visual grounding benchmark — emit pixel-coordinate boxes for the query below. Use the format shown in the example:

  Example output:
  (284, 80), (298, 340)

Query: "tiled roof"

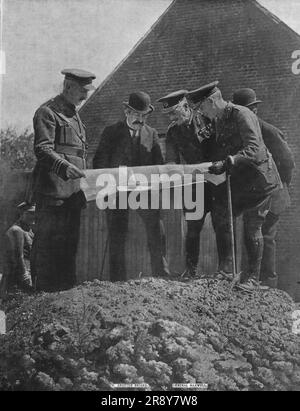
(80, 0), (300, 154)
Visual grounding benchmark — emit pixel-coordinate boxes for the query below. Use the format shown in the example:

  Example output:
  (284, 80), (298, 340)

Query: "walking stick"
(226, 170), (240, 290)
(0, 276), (7, 335)
(100, 211), (111, 279)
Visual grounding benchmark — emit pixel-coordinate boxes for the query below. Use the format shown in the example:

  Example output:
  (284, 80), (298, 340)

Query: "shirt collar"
(126, 119), (142, 136)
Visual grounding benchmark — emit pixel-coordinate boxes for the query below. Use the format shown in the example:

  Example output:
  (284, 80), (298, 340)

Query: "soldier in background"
(187, 81), (281, 291)
(0, 202), (35, 299)
(157, 90), (213, 279)
(31, 69), (96, 292)
(232, 88), (295, 288)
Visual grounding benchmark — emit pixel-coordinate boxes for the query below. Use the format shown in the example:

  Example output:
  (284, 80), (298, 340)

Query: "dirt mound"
(0, 278), (299, 391)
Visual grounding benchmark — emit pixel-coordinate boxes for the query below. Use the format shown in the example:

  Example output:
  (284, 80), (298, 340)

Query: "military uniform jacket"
(93, 121), (164, 169)
(165, 117), (211, 165)
(259, 118), (294, 185)
(33, 94), (87, 200)
(165, 116), (214, 213)
(259, 118), (295, 214)
(212, 103), (281, 197)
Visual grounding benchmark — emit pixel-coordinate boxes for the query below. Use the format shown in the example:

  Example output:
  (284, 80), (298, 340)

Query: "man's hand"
(208, 160), (226, 175)
(208, 156), (235, 175)
(66, 164), (86, 180)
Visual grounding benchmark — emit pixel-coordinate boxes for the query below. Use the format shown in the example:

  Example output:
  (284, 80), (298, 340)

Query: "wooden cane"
(226, 172), (238, 290)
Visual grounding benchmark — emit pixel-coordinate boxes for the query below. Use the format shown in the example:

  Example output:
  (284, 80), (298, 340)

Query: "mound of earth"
(0, 278), (299, 391)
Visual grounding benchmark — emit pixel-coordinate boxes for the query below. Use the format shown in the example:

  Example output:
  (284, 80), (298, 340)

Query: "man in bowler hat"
(232, 88), (295, 288)
(93, 91), (170, 281)
(187, 82), (281, 291)
(31, 69), (96, 292)
(157, 89), (214, 279)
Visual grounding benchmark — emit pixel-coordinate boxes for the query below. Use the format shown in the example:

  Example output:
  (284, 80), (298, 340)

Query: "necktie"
(131, 128), (140, 166)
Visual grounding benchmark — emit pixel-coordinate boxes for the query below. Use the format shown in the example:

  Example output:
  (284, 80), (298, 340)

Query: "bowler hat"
(187, 81), (220, 105)
(123, 91), (154, 114)
(232, 88), (262, 107)
(61, 68), (96, 91)
(157, 89), (188, 113)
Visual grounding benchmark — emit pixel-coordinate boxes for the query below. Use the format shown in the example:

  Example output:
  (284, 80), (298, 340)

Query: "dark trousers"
(31, 194), (83, 292)
(106, 209), (168, 281)
(211, 183), (271, 280)
(184, 182), (212, 269)
(185, 215), (207, 268)
(260, 211), (280, 280)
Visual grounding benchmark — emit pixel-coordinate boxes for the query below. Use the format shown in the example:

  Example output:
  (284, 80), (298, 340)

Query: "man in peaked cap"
(232, 88), (295, 288)
(93, 91), (170, 281)
(31, 69), (96, 292)
(0, 202), (35, 299)
(186, 82), (281, 291)
(158, 89), (214, 279)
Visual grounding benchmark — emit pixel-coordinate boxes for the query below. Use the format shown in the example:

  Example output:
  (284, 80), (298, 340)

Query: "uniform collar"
(218, 102), (233, 122)
(56, 94), (77, 116)
(188, 110), (194, 126)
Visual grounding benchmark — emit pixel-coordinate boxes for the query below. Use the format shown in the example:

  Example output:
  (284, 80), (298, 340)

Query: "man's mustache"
(133, 120), (144, 125)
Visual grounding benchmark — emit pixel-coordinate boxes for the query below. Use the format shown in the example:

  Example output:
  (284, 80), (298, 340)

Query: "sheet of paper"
(80, 164), (226, 202)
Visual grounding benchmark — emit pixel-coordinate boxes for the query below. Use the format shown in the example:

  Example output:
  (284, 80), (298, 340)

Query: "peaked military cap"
(157, 89), (188, 112)
(61, 68), (96, 90)
(187, 81), (220, 104)
(232, 88), (262, 107)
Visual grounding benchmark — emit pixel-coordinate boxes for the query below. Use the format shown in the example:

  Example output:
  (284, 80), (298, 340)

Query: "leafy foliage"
(0, 127), (35, 170)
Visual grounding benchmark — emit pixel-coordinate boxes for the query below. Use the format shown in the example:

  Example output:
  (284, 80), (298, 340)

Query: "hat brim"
(161, 105), (178, 114)
(245, 99), (262, 107)
(82, 83), (96, 91)
(123, 102), (154, 114)
(25, 207), (36, 212)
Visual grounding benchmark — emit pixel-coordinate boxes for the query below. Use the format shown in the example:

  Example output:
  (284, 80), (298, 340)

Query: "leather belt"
(56, 145), (87, 159)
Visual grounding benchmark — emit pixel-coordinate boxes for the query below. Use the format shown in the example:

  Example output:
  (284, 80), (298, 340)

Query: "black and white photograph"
(0, 0), (300, 394)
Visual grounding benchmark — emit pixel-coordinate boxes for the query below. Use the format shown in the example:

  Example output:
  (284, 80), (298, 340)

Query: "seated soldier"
(0, 202), (35, 298)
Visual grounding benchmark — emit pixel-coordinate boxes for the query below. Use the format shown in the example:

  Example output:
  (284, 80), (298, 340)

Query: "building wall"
(80, 0), (300, 301)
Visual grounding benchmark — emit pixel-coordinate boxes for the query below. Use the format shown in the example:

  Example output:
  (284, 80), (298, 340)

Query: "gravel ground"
(0, 278), (299, 391)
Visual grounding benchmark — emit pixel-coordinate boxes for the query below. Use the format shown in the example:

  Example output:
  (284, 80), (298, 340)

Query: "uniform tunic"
(31, 94), (87, 292)
(210, 103), (281, 279)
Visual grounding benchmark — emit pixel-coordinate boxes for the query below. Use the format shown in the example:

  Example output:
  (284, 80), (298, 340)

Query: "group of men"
(160, 84), (294, 291)
(0, 68), (295, 296)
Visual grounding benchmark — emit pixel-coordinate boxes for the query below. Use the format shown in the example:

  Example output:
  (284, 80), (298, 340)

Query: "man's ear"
(207, 96), (214, 105)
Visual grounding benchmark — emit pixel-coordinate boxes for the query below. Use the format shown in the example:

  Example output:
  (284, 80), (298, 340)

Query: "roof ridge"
(253, 0), (300, 41)
(80, 0), (177, 114)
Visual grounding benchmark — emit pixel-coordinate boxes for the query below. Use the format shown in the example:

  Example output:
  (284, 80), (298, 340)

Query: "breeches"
(211, 184), (271, 277)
